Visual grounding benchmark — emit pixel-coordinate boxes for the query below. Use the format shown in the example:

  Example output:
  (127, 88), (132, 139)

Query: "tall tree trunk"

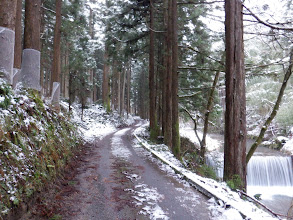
(164, 0), (173, 148)
(201, 71), (220, 161)
(149, 0), (158, 140)
(162, 0), (168, 136)
(93, 70), (98, 102)
(89, 8), (94, 103)
(0, 0), (17, 30)
(171, 0), (180, 158)
(102, 48), (110, 111)
(40, 2), (45, 92)
(14, 0), (22, 69)
(24, 0), (41, 50)
(121, 68), (126, 115)
(224, 0), (247, 190)
(157, 37), (164, 135)
(50, 0), (62, 95)
(117, 68), (121, 113)
(64, 44), (69, 98)
(127, 61), (131, 117)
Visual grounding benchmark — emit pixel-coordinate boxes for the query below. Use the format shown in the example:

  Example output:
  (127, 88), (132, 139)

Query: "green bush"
(197, 164), (218, 180)
(226, 175), (243, 190)
(0, 81), (13, 109)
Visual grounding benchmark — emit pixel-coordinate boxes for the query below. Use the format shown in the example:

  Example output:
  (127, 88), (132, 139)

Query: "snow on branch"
(243, 4), (293, 31)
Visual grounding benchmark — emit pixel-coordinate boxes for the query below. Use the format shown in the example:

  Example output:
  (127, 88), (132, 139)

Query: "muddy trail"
(25, 121), (213, 220)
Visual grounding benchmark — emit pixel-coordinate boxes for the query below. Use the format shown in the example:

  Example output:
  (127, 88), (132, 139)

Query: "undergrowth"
(180, 137), (218, 180)
(0, 81), (81, 218)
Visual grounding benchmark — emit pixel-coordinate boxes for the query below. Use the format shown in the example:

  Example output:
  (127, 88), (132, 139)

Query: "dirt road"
(52, 121), (212, 219)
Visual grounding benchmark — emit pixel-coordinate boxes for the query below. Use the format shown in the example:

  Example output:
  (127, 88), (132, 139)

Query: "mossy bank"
(0, 80), (81, 218)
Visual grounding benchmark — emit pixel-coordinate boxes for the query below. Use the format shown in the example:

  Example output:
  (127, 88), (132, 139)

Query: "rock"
(12, 68), (21, 89)
(51, 82), (60, 109)
(0, 27), (15, 84)
(20, 49), (41, 91)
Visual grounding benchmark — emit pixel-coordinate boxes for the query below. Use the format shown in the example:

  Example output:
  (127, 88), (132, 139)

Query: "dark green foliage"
(226, 175), (243, 190)
(197, 164), (218, 180)
(254, 194), (262, 201)
(0, 81), (12, 109)
(180, 137), (217, 180)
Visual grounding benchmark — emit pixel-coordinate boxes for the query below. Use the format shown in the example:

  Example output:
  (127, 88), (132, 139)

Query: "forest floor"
(11, 104), (278, 220)
(24, 121), (213, 220)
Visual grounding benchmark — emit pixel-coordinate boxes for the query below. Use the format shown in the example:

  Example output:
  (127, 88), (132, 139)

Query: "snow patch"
(134, 124), (278, 220)
(281, 138), (293, 155)
(123, 171), (169, 220)
(180, 126), (220, 152)
(111, 128), (132, 159)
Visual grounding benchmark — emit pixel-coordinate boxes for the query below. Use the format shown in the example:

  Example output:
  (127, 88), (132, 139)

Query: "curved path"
(56, 121), (212, 219)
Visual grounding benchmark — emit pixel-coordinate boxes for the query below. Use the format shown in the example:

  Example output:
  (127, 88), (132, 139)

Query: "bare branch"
(178, 0), (224, 5)
(180, 45), (225, 66)
(41, 6), (56, 14)
(179, 91), (201, 98)
(246, 49), (293, 164)
(181, 107), (202, 146)
(243, 4), (293, 31)
(178, 66), (223, 72)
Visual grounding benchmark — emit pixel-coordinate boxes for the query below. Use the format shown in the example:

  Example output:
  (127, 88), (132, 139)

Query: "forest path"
(53, 120), (212, 220)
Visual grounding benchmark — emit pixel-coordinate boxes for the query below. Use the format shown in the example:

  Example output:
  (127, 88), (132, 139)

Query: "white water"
(247, 156), (293, 187)
(206, 155), (293, 214)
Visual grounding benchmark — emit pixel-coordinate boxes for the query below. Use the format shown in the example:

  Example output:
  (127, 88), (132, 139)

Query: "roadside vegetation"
(0, 80), (81, 218)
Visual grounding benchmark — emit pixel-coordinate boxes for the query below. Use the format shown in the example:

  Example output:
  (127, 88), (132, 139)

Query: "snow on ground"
(281, 138), (293, 155)
(61, 102), (117, 143)
(134, 122), (278, 220)
(111, 128), (132, 159)
(179, 123), (220, 152)
(123, 173), (169, 220)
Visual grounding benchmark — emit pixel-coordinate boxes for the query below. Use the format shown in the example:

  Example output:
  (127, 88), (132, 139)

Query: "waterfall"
(247, 156), (293, 187)
(206, 154), (223, 179)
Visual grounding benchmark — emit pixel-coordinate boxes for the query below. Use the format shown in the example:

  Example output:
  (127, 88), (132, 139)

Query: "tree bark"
(224, 0), (247, 190)
(14, 0), (22, 69)
(201, 71), (220, 161)
(89, 8), (94, 103)
(171, 0), (180, 158)
(102, 48), (110, 111)
(246, 50), (293, 164)
(164, 0), (173, 148)
(121, 68), (126, 115)
(50, 0), (62, 95)
(149, 0), (158, 140)
(0, 0), (17, 30)
(127, 61), (131, 117)
(40, 1), (45, 92)
(24, 0), (41, 50)
(162, 0), (168, 136)
(117, 66), (121, 113)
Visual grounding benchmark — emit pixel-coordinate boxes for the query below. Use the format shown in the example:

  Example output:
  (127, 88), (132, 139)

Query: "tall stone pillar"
(0, 27), (15, 84)
(20, 49), (41, 91)
(51, 82), (60, 107)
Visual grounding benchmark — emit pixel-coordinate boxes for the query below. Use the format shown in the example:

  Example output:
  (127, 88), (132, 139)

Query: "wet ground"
(35, 122), (213, 219)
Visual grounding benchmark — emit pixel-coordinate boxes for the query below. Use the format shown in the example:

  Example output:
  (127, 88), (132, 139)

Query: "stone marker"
(20, 49), (41, 91)
(0, 27), (15, 84)
(12, 68), (21, 89)
(51, 82), (60, 107)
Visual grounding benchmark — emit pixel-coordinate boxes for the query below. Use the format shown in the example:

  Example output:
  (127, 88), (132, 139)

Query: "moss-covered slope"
(0, 80), (81, 216)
